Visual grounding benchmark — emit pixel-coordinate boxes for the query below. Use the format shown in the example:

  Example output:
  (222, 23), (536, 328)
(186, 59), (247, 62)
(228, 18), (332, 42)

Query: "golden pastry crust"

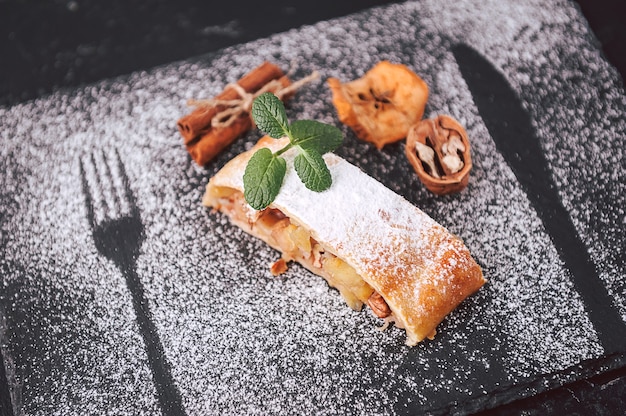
(204, 137), (485, 345)
(327, 61), (429, 149)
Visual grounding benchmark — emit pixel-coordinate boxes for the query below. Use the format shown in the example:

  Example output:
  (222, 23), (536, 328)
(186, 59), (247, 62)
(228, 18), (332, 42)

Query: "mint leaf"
(293, 148), (332, 192)
(290, 120), (344, 154)
(251, 92), (290, 139)
(243, 148), (287, 210)
(243, 93), (344, 209)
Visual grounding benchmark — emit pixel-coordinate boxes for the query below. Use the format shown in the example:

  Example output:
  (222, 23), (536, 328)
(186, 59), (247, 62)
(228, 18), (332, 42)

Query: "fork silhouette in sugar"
(79, 149), (186, 416)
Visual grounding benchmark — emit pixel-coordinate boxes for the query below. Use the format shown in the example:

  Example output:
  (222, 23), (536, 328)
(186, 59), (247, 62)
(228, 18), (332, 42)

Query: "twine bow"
(188, 71), (320, 129)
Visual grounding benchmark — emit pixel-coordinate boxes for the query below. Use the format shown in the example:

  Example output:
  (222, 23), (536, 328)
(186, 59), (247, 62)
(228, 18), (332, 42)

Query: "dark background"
(1, 0), (624, 108)
(1, 0), (625, 415)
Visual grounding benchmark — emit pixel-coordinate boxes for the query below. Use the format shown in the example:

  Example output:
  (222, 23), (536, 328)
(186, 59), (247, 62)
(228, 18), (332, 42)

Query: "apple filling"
(206, 185), (391, 316)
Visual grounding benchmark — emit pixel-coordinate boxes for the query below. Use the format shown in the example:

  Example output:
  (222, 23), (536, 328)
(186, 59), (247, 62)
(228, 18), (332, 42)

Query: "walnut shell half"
(406, 115), (473, 195)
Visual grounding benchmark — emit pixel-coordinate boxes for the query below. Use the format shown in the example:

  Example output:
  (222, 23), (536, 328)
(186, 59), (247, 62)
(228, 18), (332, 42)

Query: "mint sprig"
(243, 92), (343, 210)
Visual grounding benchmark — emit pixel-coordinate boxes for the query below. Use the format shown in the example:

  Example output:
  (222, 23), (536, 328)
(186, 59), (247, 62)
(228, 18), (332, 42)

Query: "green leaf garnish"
(243, 147), (287, 210)
(243, 92), (344, 210)
(290, 120), (344, 154)
(294, 148), (332, 191)
(251, 93), (290, 139)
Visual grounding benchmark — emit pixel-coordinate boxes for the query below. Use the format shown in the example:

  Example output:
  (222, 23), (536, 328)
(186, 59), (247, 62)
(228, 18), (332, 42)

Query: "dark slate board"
(1, 0), (625, 414)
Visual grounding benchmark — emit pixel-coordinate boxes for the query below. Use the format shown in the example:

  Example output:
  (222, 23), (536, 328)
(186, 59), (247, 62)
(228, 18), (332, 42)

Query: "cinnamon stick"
(177, 61), (291, 165)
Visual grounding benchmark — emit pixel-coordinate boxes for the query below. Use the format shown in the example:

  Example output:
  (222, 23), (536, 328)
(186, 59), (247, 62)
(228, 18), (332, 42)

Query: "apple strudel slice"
(203, 136), (485, 345)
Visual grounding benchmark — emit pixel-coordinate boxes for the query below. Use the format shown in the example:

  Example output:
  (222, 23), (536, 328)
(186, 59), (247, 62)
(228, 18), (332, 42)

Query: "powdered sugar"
(1, 0), (625, 415)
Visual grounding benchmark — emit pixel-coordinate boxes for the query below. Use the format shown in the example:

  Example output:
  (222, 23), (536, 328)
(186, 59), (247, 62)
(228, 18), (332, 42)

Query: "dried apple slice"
(327, 61), (429, 149)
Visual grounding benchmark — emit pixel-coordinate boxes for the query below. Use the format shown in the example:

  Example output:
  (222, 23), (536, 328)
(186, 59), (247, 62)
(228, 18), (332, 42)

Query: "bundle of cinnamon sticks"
(177, 61), (293, 166)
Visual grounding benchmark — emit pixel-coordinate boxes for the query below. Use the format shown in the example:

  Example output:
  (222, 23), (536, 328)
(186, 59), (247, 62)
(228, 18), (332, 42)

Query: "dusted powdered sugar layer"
(276, 152), (443, 268)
